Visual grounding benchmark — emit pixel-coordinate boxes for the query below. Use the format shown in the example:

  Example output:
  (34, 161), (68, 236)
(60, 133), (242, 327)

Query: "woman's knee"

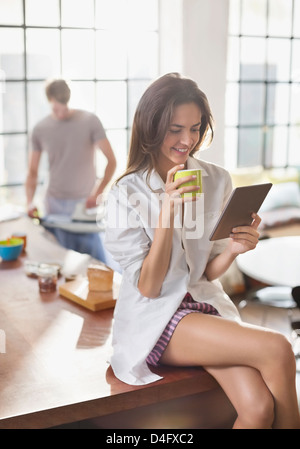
(269, 332), (295, 370)
(260, 331), (296, 383)
(248, 392), (274, 429)
(236, 383), (274, 429)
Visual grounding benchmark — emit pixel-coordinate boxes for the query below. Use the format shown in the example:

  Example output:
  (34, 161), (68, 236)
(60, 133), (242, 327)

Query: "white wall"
(159, 0), (229, 167)
(159, 0), (183, 74)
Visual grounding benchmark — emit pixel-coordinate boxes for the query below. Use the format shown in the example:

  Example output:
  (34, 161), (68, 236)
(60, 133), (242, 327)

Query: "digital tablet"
(209, 183), (273, 241)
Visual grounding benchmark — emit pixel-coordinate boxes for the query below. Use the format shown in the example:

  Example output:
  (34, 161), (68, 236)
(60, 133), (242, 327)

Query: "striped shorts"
(146, 292), (220, 367)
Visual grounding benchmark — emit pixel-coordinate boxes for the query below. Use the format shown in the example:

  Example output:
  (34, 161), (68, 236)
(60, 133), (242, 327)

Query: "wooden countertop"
(0, 216), (225, 429)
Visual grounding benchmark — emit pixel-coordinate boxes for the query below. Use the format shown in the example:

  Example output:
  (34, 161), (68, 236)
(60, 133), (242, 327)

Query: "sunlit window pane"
(228, 0), (240, 34)
(128, 32), (158, 79)
(0, 185), (26, 207)
(101, 129), (127, 179)
(265, 126), (288, 167)
(0, 28), (24, 79)
(267, 39), (291, 81)
(241, 0), (267, 36)
(95, 0), (158, 31)
(294, 0), (300, 37)
(25, 0), (59, 26)
(226, 0), (296, 168)
(290, 84), (300, 125)
(62, 30), (95, 79)
(291, 40), (300, 82)
(0, 0), (23, 25)
(96, 81), (127, 129)
(68, 81), (96, 113)
(26, 29), (60, 79)
(61, 0), (94, 28)
(239, 83), (265, 126)
(2, 134), (27, 184)
(238, 127), (263, 167)
(268, 0), (293, 37)
(266, 83), (290, 125)
(96, 31), (127, 80)
(240, 38), (266, 81)
(0, 0), (159, 190)
(0, 82), (25, 133)
(288, 126), (300, 166)
(95, 0), (127, 30)
(128, 80), (151, 126)
(27, 81), (50, 131)
(127, 0), (158, 31)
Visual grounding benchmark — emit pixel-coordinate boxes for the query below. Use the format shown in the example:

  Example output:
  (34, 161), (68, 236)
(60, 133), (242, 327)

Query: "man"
(25, 79), (116, 262)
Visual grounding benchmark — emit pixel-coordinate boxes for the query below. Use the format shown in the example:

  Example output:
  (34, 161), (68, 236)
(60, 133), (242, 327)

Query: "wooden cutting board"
(59, 275), (120, 311)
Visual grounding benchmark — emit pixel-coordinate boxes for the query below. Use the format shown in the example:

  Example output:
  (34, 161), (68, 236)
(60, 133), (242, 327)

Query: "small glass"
(38, 265), (58, 293)
(24, 260), (40, 277)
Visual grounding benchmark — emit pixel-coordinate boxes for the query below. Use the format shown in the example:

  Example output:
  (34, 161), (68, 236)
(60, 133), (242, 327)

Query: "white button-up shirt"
(105, 156), (241, 385)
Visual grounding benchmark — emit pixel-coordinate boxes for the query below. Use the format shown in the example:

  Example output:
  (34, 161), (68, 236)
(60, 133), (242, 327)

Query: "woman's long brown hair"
(117, 73), (214, 184)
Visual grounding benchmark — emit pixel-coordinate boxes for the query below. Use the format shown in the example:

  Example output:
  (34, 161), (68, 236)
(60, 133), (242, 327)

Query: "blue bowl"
(0, 238), (24, 261)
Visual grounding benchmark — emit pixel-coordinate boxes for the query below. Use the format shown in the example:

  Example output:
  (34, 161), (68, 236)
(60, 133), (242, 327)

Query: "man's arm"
(25, 150), (42, 217)
(85, 138), (117, 208)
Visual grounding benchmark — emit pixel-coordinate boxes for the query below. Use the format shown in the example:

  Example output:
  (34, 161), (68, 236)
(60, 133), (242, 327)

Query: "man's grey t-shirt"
(31, 110), (106, 200)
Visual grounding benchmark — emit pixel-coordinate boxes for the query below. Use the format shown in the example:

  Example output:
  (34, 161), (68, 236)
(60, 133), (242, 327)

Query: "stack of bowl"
(0, 238), (24, 261)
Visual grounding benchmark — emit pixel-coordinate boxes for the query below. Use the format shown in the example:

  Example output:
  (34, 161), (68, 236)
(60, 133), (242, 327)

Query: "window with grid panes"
(0, 0), (159, 206)
(225, 0), (300, 170)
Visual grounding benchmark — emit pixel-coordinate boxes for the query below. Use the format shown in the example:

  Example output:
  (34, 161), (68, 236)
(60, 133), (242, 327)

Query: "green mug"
(174, 169), (202, 197)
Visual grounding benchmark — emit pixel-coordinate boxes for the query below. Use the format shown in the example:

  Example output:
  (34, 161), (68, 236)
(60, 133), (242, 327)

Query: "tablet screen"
(209, 183), (273, 241)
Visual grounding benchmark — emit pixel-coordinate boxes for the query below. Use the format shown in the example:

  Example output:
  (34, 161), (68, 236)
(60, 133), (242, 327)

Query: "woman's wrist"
(160, 197), (176, 229)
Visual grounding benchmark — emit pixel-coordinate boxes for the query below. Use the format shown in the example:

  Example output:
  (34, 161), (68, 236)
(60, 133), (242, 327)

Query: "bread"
(87, 264), (114, 292)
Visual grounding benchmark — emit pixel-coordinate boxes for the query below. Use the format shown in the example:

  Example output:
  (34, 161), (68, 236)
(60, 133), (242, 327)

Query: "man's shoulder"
(35, 114), (52, 125)
(32, 115), (53, 133)
(73, 109), (104, 128)
(74, 109), (98, 121)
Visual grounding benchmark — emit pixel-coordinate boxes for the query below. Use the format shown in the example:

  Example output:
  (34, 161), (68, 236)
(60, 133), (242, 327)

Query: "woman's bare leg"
(204, 365), (274, 428)
(160, 313), (300, 429)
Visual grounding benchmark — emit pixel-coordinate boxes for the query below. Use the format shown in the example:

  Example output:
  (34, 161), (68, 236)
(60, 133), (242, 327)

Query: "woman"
(105, 73), (300, 429)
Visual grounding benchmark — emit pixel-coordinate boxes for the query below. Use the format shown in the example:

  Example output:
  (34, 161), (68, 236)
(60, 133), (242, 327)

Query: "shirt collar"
(145, 157), (208, 192)
(143, 169), (165, 192)
(187, 156), (208, 176)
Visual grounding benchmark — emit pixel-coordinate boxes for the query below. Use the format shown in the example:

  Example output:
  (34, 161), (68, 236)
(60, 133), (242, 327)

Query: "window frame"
(225, 0), (300, 169)
(0, 0), (159, 191)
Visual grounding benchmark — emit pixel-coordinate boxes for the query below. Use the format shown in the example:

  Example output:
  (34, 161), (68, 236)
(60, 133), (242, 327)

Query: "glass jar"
(37, 265), (58, 293)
